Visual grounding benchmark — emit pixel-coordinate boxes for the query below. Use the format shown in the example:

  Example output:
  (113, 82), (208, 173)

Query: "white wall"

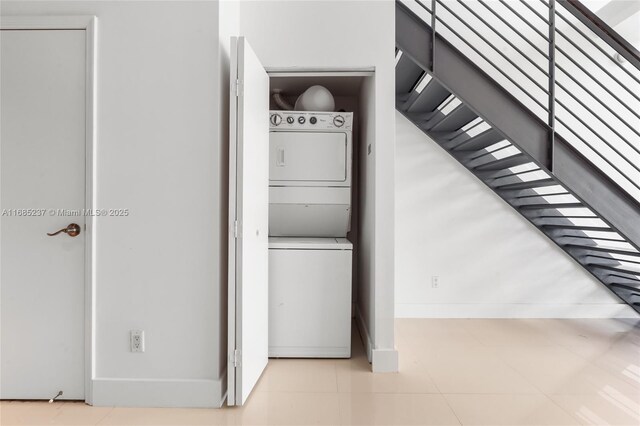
(238, 0), (397, 371)
(2, 0), (226, 407)
(357, 75), (376, 357)
(217, 0), (240, 392)
(395, 111), (638, 318)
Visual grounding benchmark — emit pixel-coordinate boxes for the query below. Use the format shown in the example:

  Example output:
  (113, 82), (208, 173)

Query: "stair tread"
(581, 254), (640, 267)
(591, 266), (640, 282)
(450, 129), (504, 152)
(522, 209), (596, 220)
(473, 154), (529, 171)
(562, 240), (640, 255)
(513, 193), (582, 207)
(549, 230), (622, 241)
(430, 105), (478, 132)
(531, 215), (599, 223)
(518, 202), (584, 210)
(543, 224), (612, 232)
(503, 190), (570, 202)
(396, 54), (425, 95)
(478, 165), (546, 181)
(589, 263), (640, 276)
(493, 178), (557, 191)
(422, 111), (448, 130)
(567, 247), (640, 260)
(405, 80), (451, 113)
(609, 282), (640, 293)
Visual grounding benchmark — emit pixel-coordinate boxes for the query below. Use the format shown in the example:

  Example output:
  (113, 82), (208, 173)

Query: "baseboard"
(355, 306), (373, 362)
(396, 303), (640, 319)
(372, 348), (399, 373)
(91, 377), (225, 408)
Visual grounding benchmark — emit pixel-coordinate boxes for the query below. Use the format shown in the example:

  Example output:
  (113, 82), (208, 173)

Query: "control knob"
(333, 115), (345, 127)
(270, 113), (282, 126)
(286, 116), (294, 124)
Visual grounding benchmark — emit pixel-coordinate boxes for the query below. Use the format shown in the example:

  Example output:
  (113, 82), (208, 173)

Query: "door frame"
(1, 15), (97, 403)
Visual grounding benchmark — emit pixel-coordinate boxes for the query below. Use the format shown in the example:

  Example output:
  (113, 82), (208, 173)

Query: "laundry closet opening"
(266, 70), (375, 359)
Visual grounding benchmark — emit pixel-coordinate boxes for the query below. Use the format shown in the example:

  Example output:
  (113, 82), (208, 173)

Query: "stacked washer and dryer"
(268, 110), (354, 358)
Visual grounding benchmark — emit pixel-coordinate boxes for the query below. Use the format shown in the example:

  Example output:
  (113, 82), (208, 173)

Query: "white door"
(227, 37), (270, 406)
(1, 29), (86, 400)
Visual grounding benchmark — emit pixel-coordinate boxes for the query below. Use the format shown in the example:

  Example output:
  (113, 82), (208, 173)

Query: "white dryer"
(269, 111), (353, 237)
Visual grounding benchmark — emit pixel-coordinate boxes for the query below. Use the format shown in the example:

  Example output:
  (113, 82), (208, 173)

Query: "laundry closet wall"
(238, 0), (397, 370)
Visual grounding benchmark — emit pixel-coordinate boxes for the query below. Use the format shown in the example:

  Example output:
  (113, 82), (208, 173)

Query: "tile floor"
(1, 319), (639, 425)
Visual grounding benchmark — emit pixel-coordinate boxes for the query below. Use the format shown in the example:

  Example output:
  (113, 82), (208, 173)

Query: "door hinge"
(233, 220), (239, 238)
(232, 349), (241, 367)
(234, 79), (243, 97)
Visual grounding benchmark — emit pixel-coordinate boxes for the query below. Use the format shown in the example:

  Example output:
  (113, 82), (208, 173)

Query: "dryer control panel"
(269, 111), (353, 131)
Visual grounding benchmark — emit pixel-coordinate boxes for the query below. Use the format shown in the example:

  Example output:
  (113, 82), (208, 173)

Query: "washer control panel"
(269, 111), (353, 130)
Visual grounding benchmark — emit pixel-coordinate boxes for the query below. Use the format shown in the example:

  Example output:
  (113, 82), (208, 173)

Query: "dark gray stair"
(567, 247), (640, 262)
(541, 225), (614, 233)
(499, 188), (567, 200)
(494, 179), (558, 191)
(430, 105), (477, 132)
(395, 54), (424, 94)
(547, 230), (620, 240)
(562, 241), (639, 256)
(449, 130), (505, 152)
(520, 207), (595, 219)
(405, 81), (450, 113)
(396, 1), (640, 313)
(473, 154), (529, 172)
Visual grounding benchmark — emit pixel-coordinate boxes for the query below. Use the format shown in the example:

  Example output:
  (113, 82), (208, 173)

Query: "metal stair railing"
(405, 0), (640, 202)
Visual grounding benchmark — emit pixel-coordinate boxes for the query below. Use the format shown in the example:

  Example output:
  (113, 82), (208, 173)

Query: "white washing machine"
(268, 111), (354, 358)
(268, 237), (352, 358)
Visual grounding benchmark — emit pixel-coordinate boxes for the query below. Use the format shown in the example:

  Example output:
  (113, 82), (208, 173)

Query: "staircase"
(396, 0), (640, 313)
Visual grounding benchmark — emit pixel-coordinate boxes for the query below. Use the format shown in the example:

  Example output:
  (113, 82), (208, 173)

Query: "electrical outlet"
(431, 276), (440, 288)
(130, 330), (145, 353)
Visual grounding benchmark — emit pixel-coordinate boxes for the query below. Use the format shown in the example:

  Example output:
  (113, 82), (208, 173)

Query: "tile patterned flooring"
(1, 319), (639, 425)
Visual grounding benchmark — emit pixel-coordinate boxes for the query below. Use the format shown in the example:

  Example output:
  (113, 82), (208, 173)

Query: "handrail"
(558, 0), (640, 70)
(407, 0), (640, 203)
